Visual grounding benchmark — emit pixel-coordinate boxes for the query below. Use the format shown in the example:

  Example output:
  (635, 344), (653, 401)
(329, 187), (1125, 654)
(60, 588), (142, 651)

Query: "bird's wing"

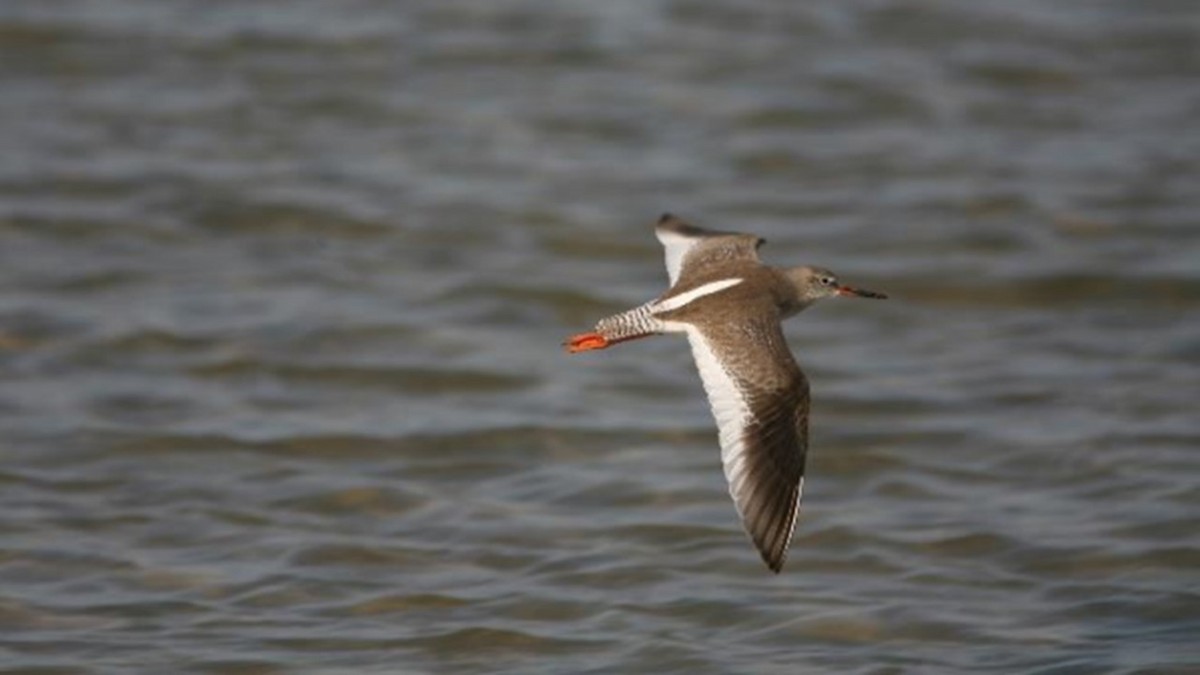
(654, 213), (764, 287)
(679, 312), (809, 573)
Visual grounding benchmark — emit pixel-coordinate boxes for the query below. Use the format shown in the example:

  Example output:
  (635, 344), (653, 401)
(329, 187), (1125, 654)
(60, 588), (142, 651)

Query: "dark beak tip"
(838, 286), (888, 299)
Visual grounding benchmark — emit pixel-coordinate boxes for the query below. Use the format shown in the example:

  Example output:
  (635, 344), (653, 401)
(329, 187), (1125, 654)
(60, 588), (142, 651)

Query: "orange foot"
(564, 332), (609, 353)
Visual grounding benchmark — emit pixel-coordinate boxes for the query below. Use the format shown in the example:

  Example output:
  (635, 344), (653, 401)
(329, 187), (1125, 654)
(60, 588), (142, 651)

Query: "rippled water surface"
(2, 1), (1198, 673)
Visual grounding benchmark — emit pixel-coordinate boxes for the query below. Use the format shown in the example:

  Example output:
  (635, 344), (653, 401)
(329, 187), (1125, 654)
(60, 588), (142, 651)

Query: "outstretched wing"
(654, 213), (764, 287)
(677, 312), (809, 573)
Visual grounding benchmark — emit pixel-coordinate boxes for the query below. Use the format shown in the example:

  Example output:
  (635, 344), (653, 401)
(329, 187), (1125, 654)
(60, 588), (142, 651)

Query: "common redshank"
(564, 214), (887, 572)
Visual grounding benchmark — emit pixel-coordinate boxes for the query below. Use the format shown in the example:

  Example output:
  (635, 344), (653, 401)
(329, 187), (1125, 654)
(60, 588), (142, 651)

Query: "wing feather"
(677, 316), (810, 573)
(654, 213), (763, 287)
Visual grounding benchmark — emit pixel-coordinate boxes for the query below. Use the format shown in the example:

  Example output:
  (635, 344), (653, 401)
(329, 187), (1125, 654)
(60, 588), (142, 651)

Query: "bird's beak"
(836, 285), (888, 299)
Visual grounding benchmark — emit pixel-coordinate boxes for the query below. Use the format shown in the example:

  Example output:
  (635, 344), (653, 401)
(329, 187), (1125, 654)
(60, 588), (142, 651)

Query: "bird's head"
(784, 266), (887, 312)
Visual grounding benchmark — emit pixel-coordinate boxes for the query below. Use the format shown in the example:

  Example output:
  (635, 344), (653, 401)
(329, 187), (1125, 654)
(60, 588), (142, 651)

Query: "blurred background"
(1, 1), (1197, 673)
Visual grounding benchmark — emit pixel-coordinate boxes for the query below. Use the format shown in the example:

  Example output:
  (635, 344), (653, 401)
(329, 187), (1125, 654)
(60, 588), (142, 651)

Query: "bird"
(564, 214), (887, 573)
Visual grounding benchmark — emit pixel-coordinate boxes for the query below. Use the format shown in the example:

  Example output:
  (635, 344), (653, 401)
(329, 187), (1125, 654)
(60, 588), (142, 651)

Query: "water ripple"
(0, 1), (1197, 673)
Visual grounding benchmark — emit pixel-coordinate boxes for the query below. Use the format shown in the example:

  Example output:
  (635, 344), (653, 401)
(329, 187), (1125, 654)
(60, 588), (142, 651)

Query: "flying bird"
(564, 214), (887, 572)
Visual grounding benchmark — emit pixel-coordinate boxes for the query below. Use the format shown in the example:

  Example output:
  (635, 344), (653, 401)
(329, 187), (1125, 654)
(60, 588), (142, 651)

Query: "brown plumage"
(565, 214), (886, 572)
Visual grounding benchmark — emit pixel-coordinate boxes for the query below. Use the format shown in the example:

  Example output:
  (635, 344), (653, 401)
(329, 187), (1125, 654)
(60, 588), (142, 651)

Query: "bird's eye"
(820, 276), (834, 286)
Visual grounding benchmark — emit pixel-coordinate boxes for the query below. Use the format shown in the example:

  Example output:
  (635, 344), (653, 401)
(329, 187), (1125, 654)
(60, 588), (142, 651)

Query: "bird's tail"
(564, 301), (663, 353)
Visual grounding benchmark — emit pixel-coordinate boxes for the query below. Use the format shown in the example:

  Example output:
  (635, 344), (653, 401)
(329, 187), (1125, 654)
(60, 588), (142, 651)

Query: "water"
(1, 1), (1197, 673)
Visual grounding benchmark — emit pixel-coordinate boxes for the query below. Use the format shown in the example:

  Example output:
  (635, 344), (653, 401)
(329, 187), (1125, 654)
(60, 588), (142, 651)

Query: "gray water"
(1, 1), (1198, 673)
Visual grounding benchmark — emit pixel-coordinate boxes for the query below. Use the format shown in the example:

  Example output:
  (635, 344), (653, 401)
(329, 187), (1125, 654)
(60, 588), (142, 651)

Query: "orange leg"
(563, 332), (610, 353)
(563, 331), (658, 354)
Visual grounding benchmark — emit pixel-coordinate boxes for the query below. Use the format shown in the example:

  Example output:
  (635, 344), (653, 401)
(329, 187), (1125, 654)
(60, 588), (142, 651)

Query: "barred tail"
(565, 301), (664, 353)
(595, 301), (663, 343)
